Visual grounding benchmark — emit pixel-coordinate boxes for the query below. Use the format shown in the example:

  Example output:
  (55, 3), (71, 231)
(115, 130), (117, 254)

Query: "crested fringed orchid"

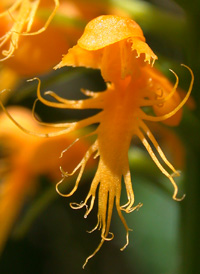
(0, 15), (194, 268)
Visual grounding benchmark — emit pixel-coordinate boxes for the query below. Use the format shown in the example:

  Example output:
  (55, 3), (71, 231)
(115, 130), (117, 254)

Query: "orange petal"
(78, 15), (145, 50)
(55, 44), (103, 69)
(145, 66), (183, 126)
(153, 88), (182, 126)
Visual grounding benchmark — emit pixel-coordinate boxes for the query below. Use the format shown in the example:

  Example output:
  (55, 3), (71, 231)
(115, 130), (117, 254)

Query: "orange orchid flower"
(1, 15), (193, 267)
(0, 106), (91, 254)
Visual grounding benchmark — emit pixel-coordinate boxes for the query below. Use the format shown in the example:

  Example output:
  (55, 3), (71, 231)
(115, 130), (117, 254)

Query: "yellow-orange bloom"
(1, 15), (193, 267)
(0, 106), (91, 254)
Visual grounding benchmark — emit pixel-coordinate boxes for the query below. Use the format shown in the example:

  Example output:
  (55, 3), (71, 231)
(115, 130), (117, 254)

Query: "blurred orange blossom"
(0, 106), (91, 254)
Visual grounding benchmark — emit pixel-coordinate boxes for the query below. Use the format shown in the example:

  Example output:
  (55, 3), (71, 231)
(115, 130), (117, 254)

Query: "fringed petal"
(55, 44), (103, 69)
(131, 38), (157, 65)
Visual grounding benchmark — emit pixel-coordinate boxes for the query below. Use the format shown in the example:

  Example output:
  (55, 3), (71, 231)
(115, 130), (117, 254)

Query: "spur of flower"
(2, 15), (193, 268)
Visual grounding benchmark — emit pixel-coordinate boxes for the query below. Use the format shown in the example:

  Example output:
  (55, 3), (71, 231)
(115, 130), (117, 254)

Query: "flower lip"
(78, 15), (145, 51)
